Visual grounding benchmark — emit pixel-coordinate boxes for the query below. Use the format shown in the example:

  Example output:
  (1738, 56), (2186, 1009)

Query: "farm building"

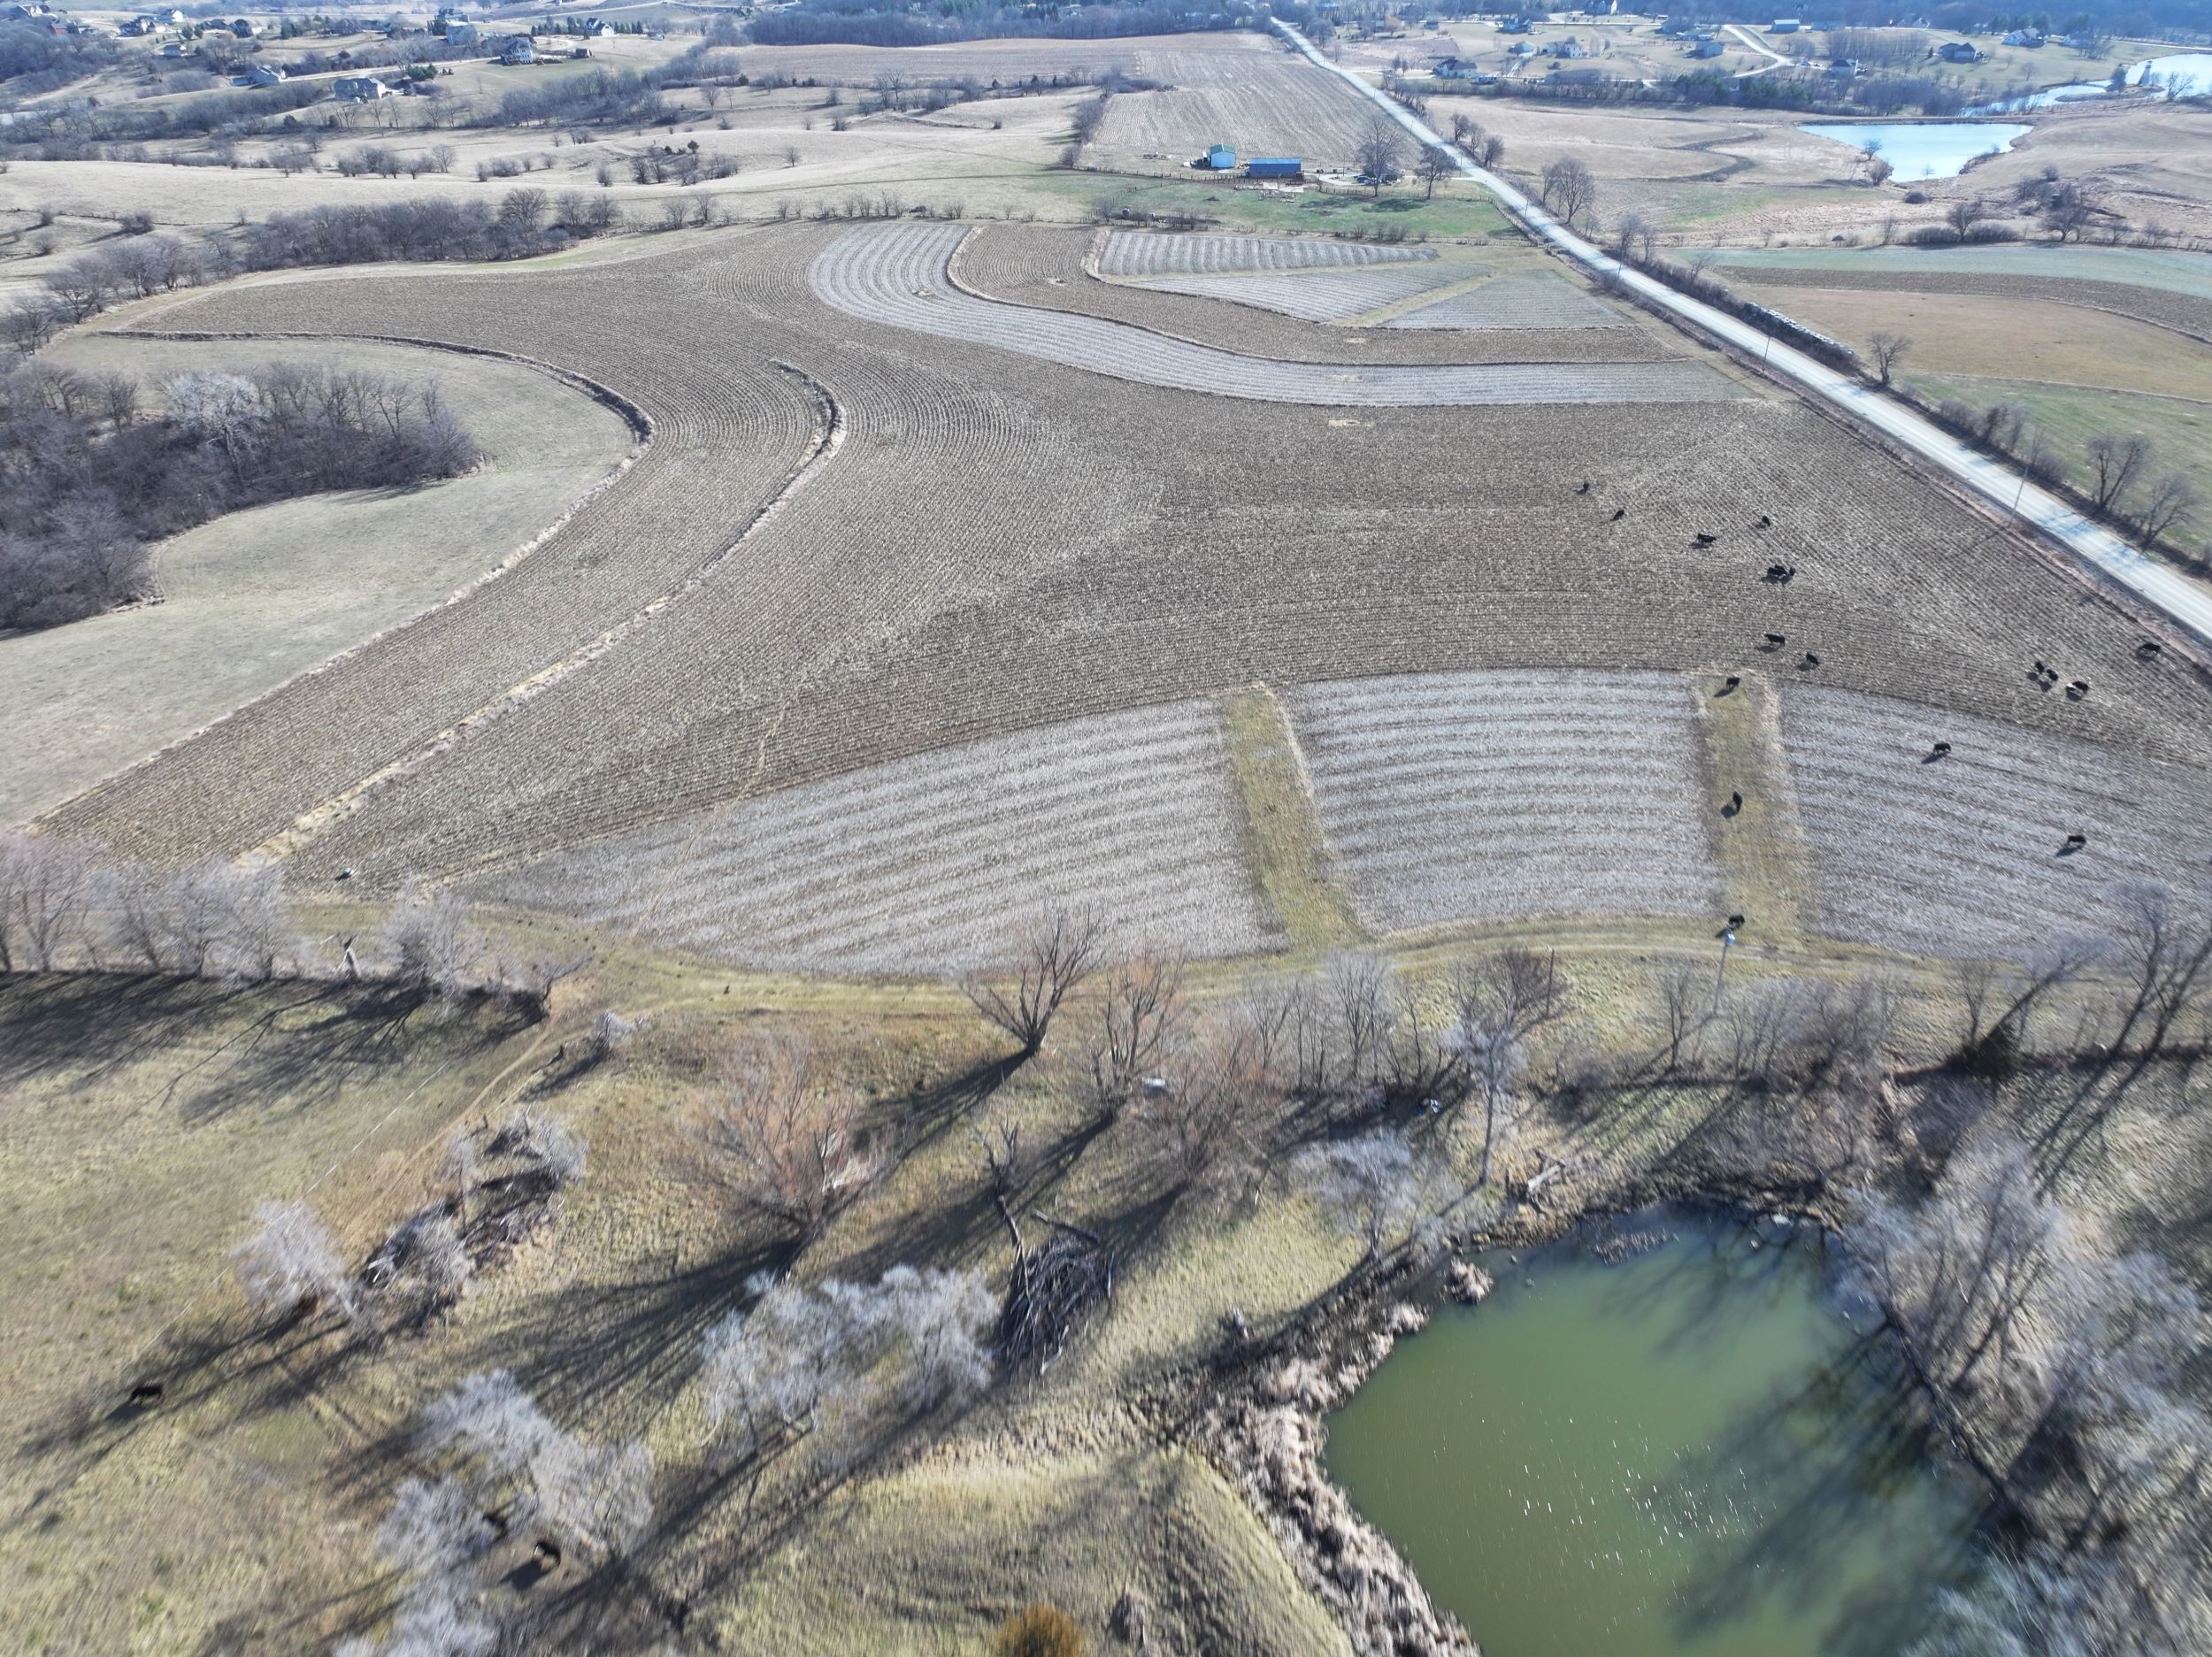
(1195, 143), (1235, 170)
(1686, 37), (1724, 57)
(1770, 18), (1801, 32)
(332, 74), (391, 100)
(1245, 157), (1302, 180)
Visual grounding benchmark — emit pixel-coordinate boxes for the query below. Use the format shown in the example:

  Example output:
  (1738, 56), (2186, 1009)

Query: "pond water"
(1801, 121), (2031, 180)
(1965, 51), (2212, 112)
(2131, 52), (2212, 96)
(1324, 1215), (1981, 1657)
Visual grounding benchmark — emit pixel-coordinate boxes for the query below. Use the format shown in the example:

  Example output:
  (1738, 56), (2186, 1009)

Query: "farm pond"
(1800, 120), (2030, 180)
(1323, 1213), (1981, 1657)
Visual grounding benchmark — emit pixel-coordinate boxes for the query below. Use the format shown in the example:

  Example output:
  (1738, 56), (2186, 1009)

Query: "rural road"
(1724, 24), (1793, 76)
(1272, 20), (2212, 648)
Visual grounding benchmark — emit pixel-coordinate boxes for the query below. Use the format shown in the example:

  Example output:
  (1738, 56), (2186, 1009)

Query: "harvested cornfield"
(1097, 231), (1436, 277)
(472, 700), (1279, 971)
(818, 223), (1738, 404)
(957, 223), (1685, 366)
(1386, 272), (1626, 331)
(1287, 671), (1722, 934)
(1133, 263), (1471, 324)
(1782, 687), (2212, 958)
(1090, 38), (1382, 171)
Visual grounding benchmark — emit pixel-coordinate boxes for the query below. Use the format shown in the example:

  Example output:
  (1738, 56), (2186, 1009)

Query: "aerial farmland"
(4, 5), (2211, 1657)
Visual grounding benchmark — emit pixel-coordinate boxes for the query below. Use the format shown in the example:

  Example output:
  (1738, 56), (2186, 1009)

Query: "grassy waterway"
(1325, 1216), (1981, 1657)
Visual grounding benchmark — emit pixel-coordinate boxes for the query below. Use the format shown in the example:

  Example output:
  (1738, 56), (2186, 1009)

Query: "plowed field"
(474, 700), (1279, 971)
(815, 222), (1739, 403)
(1386, 271), (1626, 331)
(1781, 687), (2212, 958)
(1098, 232), (1437, 276)
(1289, 671), (1722, 932)
(1133, 263), (1471, 323)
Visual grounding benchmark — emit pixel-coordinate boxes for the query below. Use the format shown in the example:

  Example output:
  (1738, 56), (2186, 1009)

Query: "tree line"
(0, 359), (478, 633)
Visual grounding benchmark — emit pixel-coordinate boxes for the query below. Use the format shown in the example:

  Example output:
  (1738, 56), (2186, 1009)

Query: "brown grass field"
(10, 26), (2212, 1657)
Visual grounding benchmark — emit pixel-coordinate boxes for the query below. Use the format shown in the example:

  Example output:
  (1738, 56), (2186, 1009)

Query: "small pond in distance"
(1323, 1215), (1981, 1657)
(1801, 121), (2031, 180)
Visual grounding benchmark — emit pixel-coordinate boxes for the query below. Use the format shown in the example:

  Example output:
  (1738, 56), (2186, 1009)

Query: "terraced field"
(1386, 272), (1626, 332)
(1133, 263), (1471, 324)
(474, 701), (1278, 971)
(1097, 232), (1437, 277)
(1781, 687), (2212, 957)
(1287, 671), (1722, 934)
(818, 223), (1740, 404)
(956, 224), (1683, 366)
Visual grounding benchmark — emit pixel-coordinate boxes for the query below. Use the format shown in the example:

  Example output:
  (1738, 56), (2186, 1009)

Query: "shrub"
(993, 1605), (1085, 1657)
(1906, 224), (1961, 246)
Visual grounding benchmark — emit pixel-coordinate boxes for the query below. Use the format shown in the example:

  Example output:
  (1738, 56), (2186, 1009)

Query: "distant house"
(444, 19), (478, 44)
(1548, 37), (1587, 58)
(1245, 157), (1302, 180)
(2001, 27), (2044, 46)
(581, 18), (615, 36)
(243, 62), (284, 85)
(1498, 15), (1533, 33)
(332, 74), (390, 100)
(1826, 58), (1858, 75)
(119, 16), (159, 35)
(498, 34), (534, 65)
(1199, 142), (1235, 170)
(1937, 40), (1981, 63)
(158, 39), (187, 56)
(1507, 40), (1538, 56)
(1, 2), (56, 19)
(1686, 37), (1724, 57)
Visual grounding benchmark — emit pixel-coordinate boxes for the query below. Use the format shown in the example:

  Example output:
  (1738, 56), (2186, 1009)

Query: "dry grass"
(1727, 284), (2212, 401)
(0, 334), (635, 826)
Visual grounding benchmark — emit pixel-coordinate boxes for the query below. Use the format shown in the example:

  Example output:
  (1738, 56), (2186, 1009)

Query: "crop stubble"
(1781, 687), (2212, 958)
(30, 220), (2212, 973)
(1289, 670), (1723, 932)
(473, 700), (1279, 971)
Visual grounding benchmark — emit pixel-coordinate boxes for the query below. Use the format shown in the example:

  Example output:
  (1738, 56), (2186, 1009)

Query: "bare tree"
(1850, 1131), (2070, 1435)
(2132, 472), (2199, 550)
(1540, 156), (1595, 226)
(1417, 142), (1455, 200)
(381, 877), (482, 1002)
(0, 831), (97, 971)
(1295, 1128), (1428, 1261)
(1866, 330), (1913, 387)
(1650, 957), (1709, 1073)
(1945, 196), (1991, 235)
(232, 1198), (358, 1326)
(1476, 132), (1506, 170)
(1449, 111), (1483, 149)
(1355, 115), (1404, 196)
(419, 1369), (652, 1561)
(2085, 432), (2152, 512)
(1138, 1003), (1284, 1193)
(693, 1034), (876, 1240)
(962, 907), (1107, 1056)
(1084, 949), (1187, 1120)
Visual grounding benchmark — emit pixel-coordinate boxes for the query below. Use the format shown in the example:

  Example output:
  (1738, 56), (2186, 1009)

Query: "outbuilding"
(1199, 142), (1235, 170)
(1770, 17), (1801, 32)
(1245, 157), (1302, 180)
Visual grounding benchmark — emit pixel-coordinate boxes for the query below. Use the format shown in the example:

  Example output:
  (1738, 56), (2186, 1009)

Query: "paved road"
(1273, 20), (2212, 646)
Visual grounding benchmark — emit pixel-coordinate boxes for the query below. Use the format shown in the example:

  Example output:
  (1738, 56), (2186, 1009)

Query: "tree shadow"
(1663, 1337), (1986, 1655)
